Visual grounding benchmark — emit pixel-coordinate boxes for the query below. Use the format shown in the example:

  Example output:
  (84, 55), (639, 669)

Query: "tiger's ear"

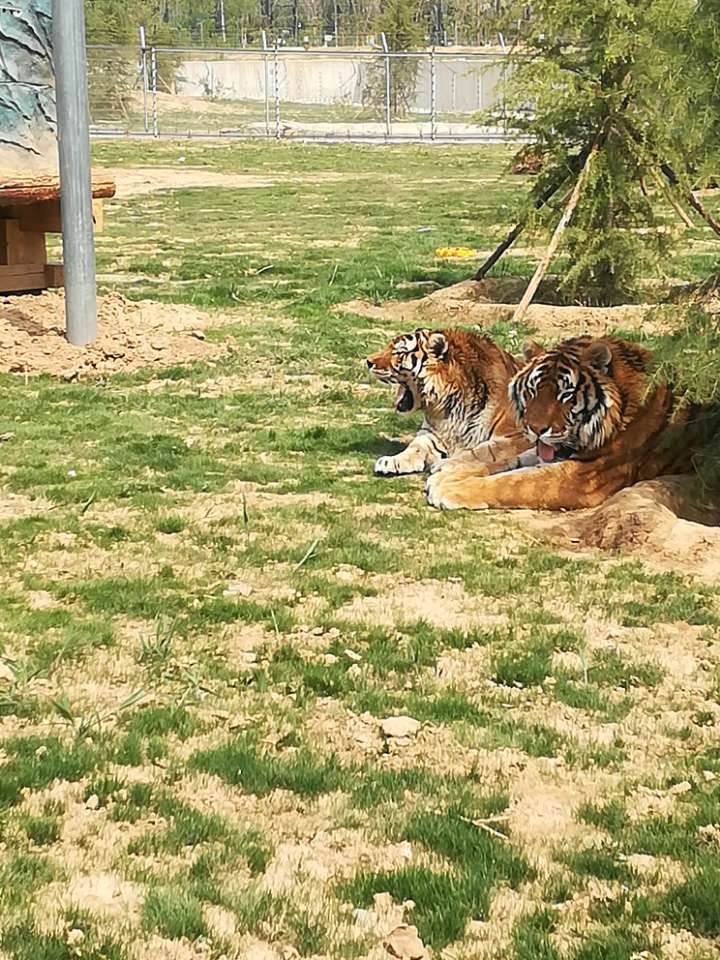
(427, 331), (449, 360)
(587, 341), (613, 374)
(522, 339), (543, 362)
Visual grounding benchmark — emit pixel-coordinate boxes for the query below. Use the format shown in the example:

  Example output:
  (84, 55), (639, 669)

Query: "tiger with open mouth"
(365, 327), (528, 476)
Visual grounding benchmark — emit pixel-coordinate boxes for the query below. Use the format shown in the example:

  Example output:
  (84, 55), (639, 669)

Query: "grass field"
(1, 141), (719, 960)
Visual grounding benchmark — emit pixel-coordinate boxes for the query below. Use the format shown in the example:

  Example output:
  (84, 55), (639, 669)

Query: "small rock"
(66, 929), (85, 946)
(34, 744), (48, 758)
(383, 924), (428, 959)
(381, 716), (421, 739)
(190, 329), (206, 340)
(0, 659), (15, 683)
(85, 794), (100, 811)
(353, 908), (378, 932)
(702, 769), (716, 782)
(344, 648), (362, 662)
(324, 653), (339, 665)
(151, 341), (164, 351)
(223, 580), (254, 597)
(669, 781), (692, 796)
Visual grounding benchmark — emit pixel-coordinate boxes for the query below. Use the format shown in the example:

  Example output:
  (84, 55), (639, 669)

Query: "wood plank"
(0, 172), (116, 206)
(44, 262), (64, 287)
(15, 200), (61, 234)
(0, 263), (46, 292)
(0, 219), (46, 266)
(11, 198), (105, 234)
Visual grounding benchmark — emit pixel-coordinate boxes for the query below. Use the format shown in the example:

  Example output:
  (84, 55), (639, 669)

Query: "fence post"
(381, 32), (391, 140)
(139, 26), (149, 133)
(261, 30), (270, 138)
(430, 47), (437, 141)
(150, 46), (159, 137)
(273, 41), (281, 140)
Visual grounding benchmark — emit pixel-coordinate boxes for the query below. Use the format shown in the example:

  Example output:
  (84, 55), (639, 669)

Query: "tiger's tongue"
(537, 441), (556, 463)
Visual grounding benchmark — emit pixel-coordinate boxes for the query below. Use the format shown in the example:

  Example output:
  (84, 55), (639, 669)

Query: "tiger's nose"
(366, 359), (374, 369)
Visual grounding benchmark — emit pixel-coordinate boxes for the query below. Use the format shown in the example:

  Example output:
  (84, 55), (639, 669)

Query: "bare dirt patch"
(341, 278), (671, 342)
(0, 290), (229, 377)
(336, 577), (507, 630)
(108, 165), (276, 198)
(104, 158), (354, 199)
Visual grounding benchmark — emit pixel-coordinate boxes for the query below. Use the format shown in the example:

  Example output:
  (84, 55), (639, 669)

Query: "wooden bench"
(0, 172), (116, 294)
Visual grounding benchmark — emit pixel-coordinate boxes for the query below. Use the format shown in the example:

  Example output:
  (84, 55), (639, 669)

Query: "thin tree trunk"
(649, 166), (693, 228)
(660, 162), (720, 238)
(474, 143), (595, 281)
(510, 143), (599, 327)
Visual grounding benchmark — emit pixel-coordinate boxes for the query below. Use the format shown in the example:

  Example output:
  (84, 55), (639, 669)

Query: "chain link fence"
(87, 42), (516, 142)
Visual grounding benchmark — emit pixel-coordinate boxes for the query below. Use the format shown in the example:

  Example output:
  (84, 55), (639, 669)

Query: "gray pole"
(381, 32), (391, 140)
(53, 0), (97, 347)
(274, 41), (281, 140)
(140, 26), (149, 133)
(430, 47), (437, 141)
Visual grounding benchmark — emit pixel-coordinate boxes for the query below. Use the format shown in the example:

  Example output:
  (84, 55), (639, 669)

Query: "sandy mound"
(541, 477), (720, 581)
(0, 290), (228, 378)
(341, 278), (672, 341)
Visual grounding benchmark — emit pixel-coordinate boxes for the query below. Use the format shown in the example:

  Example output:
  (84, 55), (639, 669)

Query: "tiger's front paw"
(425, 472), (461, 509)
(374, 455), (424, 476)
(374, 455), (403, 476)
(425, 471), (489, 510)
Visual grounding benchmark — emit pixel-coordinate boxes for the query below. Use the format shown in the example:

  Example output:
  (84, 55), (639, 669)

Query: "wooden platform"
(0, 172), (116, 294)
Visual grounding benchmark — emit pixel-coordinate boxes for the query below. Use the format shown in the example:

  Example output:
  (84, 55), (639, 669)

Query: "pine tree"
(492, 0), (699, 304)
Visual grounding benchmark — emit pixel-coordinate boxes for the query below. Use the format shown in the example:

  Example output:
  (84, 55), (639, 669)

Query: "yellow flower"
(434, 246), (478, 258)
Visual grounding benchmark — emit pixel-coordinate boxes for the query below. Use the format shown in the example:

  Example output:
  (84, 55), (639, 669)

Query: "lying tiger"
(366, 327), (529, 475)
(426, 334), (713, 511)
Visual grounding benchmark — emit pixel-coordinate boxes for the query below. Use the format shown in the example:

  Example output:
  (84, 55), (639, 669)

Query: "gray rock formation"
(0, 0), (56, 171)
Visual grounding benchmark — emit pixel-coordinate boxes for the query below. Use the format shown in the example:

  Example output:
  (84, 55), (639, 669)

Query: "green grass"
(142, 886), (208, 940)
(339, 809), (531, 949)
(2, 138), (720, 959)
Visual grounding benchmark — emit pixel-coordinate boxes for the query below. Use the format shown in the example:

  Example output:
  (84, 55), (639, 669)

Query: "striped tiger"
(365, 327), (528, 476)
(426, 335), (711, 511)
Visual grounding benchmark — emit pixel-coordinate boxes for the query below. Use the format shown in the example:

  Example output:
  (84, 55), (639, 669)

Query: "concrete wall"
(174, 52), (507, 114)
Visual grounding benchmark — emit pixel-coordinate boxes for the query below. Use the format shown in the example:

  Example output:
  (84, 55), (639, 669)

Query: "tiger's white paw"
(374, 455), (401, 476)
(374, 455), (424, 476)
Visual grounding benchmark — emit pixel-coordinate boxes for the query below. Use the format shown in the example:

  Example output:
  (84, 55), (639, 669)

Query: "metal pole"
(150, 46), (159, 137)
(140, 26), (149, 133)
(430, 47), (437, 141)
(273, 41), (281, 140)
(52, 0), (96, 347)
(262, 30), (270, 137)
(381, 32), (391, 139)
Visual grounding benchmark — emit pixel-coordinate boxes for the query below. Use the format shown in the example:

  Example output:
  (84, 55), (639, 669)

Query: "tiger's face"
(366, 328), (448, 414)
(510, 338), (623, 462)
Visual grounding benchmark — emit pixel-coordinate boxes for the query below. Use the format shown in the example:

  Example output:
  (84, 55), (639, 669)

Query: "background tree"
(362, 0), (424, 117)
(486, 0), (698, 304)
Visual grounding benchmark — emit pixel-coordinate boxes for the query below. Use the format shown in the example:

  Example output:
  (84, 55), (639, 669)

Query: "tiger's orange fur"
(366, 327), (528, 476)
(426, 335), (711, 511)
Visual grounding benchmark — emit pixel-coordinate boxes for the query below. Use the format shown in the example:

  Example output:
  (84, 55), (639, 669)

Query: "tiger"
(365, 327), (529, 476)
(425, 334), (713, 511)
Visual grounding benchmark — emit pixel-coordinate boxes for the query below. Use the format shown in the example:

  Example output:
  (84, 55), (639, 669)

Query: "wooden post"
(510, 143), (598, 327)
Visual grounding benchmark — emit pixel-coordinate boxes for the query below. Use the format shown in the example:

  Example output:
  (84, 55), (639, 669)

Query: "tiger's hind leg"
(374, 429), (447, 476)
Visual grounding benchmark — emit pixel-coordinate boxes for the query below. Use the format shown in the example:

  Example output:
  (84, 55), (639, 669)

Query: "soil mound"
(0, 290), (228, 378)
(543, 477), (720, 581)
(341, 278), (673, 341)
